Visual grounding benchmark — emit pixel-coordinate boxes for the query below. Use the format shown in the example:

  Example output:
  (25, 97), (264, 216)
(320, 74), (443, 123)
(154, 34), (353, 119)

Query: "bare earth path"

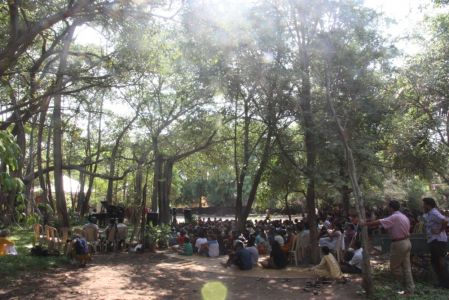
(0, 252), (364, 300)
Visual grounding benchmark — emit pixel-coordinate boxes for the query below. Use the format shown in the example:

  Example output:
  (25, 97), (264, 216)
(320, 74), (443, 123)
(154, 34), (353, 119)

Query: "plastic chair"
(45, 225), (61, 250)
(32, 224), (45, 246)
(83, 226), (100, 253)
(335, 232), (345, 262)
(59, 227), (70, 254)
(73, 228), (84, 237)
(103, 226), (117, 252)
(288, 235), (300, 266)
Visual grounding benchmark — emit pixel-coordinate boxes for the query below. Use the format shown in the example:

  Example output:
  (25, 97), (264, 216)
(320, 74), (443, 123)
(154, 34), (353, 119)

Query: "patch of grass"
(0, 227), (69, 283)
(370, 268), (449, 300)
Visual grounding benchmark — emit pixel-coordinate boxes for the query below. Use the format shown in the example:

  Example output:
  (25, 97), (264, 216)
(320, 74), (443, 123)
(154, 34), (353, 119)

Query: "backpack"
(73, 238), (89, 255)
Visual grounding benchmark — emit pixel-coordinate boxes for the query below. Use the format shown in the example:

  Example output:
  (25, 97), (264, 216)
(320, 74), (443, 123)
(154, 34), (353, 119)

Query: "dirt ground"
(0, 252), (364, 300)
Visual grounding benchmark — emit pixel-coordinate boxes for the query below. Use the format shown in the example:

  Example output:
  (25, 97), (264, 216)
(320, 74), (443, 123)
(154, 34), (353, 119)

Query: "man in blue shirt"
(222, 241), (252, 270)
(423, 197), (449, 289)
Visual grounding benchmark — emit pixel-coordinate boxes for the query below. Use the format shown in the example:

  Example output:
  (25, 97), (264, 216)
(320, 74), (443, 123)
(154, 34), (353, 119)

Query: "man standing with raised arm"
(362, 200), (414, 296)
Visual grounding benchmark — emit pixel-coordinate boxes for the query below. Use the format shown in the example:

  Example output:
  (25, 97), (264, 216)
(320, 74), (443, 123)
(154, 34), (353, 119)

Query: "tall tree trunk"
(25, 115), (38, 215)
(45, 118), (55, 211)
(284, 189), (291, 221)
(159, 158), (173, 224)
(37, 98), (51, 207)
(106, 113), (138, 204)
(53, 23), (77, 228)
(299, 51), (320, 264)
(135, 160), (144, 243)
(151, 139), (161, 212)
(239, 129), (273, 229)
(326, 71), (373, 296)
(82, 98), (103, 217)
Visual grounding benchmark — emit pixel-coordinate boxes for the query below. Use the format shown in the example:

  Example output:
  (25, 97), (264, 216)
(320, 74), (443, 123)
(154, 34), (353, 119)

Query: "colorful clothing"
(180, 242), (193, 256)
(313, 253), (342, 279)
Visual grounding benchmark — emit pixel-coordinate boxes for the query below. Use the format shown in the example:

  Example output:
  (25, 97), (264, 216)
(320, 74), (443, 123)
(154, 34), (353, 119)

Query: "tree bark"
(106, 113), (138, 204)
(299, 53), (320, 264)
(82, 99), (103, 217)
(325, 71), (374, 296)
(53, 23), (77, 228)
(36, 98), (51, 207)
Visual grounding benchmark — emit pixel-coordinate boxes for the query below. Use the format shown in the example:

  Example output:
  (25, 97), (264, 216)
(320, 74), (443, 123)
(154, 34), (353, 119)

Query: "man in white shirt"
(195, 233), (208, 255)
(207, 235), (220, 258)
(341, 240), (363, 274)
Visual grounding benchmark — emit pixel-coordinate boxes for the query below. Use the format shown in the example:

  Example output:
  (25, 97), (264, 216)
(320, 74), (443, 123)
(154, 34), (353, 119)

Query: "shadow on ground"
(0, 252), (363, 300)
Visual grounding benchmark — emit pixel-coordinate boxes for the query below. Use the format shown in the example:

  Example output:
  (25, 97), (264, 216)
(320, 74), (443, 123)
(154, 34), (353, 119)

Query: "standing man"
(362, 200), (414, 296)
(423, 197), (449, 289)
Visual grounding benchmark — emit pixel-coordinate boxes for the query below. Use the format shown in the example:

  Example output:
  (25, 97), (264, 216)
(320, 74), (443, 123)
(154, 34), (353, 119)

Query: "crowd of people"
(167, 208), (364, 276)
(167, 197), (448, 295)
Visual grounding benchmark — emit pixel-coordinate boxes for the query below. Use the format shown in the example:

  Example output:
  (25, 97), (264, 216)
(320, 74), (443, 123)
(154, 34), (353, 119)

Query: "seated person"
(344, 224), (356, 249)
(281, 229), (297, 254)
(195, 233), (208, 255)
(298, 223), (311, 261)
(69, 235), (91, 267)
(274, 231), (285, 247)
(255, 230), (269, 255)
(222, 241), (252, 270)
(0, 230), (17, 256)
(207, 234), (220, 258)
(177, 230), (187, 246)
(341, 240), (363, 274)
(246, 237), (259, 266)
(310, 246), (342, 279)
(318, 225), (342, 251)
(261, 241), (288, 269)
(178, 237), (193, 256)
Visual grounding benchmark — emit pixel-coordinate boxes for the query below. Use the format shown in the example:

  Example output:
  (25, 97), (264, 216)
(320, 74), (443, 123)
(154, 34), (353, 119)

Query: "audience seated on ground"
(261, 240), (288, 269)
(178, 237), (193, 256)
(319, 224), (342, 251)
(341, 240), (363, 274)
(255, 230), (269, 255)
(177, 230), (187, 246)
(195, 232), (208, 255)
(310, 246), (342, 279)
(222, 241), (253, 270)
(246, 237), (259, 266)
(274, 230), (285, 247)
(207, 234), (220, 257)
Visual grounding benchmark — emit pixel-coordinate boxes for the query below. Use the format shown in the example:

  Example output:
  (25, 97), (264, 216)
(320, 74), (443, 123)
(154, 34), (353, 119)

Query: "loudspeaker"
(147, 212), (159, 226)
(183, 209), (192, 223)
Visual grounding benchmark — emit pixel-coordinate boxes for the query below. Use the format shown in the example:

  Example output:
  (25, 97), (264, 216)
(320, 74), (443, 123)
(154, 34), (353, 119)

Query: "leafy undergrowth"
(0, 227), (69, 283)
(370, 261), (449, 300)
